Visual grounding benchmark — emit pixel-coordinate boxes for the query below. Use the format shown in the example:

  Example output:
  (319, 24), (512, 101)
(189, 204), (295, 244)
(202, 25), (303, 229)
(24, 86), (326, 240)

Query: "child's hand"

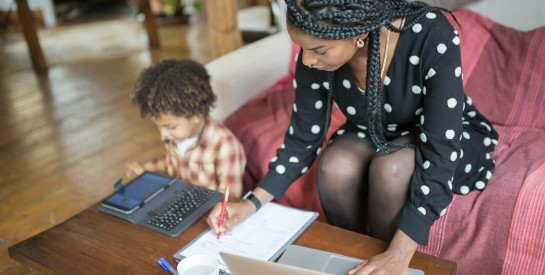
(125, 161), (145, 178)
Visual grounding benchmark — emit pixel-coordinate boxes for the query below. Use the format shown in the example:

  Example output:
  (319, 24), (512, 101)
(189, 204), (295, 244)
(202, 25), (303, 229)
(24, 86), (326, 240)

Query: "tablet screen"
(101, 173), (174, 214)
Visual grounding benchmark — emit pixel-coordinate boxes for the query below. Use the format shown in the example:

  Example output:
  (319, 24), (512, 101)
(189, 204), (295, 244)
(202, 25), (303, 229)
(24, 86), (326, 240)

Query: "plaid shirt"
(146, 118), (246, 198)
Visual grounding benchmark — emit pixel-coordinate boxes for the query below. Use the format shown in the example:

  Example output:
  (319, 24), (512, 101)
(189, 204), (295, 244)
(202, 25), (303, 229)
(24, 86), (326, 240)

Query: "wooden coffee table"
(9, 205), (455, 274)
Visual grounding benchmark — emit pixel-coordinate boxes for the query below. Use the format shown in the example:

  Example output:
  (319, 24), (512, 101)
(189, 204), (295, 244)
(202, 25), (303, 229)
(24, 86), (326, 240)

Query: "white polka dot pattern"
(452, 36), (460, 45)
(437, 43), (447, 54)
(426, 68), (436, 79)
(384, 104), (392, 113)
(343, 79), (351, 89)
(322, 82), (329, 90)
(450, 151), (458, 161)
(412, 85), (422, 94)
(420, 133), (427, 143)
(315, 100), (323, 109)
(421, 185), (430, 195)
(447, 98), (457, 108)
(423, 161), (430, 169)
(418, 207), (427, 215)
(445, 130), (455, 139)
(455, 67), (462, 77)
(261, 14), (499, 244)
(484, 137), (491, 146)
(412, 23), (422, 33)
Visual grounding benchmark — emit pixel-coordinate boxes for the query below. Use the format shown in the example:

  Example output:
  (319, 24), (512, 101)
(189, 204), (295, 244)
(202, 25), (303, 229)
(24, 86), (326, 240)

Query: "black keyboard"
(147, 186), (218, 231)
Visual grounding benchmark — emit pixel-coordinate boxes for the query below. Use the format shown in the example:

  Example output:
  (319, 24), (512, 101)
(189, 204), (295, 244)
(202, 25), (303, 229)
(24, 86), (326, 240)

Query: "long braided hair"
(286, 0), (447, 153)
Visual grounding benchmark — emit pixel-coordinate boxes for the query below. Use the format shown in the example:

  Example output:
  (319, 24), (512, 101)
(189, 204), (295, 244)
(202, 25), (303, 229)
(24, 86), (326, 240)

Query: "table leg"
(139, 0), (160, 49)
(15, 0), (47, 71)
(205, 0), (242, 58)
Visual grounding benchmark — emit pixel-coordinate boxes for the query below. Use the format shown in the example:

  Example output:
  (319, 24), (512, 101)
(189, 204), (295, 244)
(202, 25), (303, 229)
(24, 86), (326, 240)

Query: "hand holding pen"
(217, 182), (230, 239)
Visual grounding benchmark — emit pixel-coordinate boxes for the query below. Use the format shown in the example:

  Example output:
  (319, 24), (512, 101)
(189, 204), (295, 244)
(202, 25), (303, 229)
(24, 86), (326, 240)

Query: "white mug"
(177, 255), (220, 275)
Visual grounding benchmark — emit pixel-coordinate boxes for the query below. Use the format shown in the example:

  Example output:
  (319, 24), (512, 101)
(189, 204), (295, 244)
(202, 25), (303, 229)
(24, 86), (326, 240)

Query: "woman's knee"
(369, 149), (415, 186)
(317, 137), (375, 188)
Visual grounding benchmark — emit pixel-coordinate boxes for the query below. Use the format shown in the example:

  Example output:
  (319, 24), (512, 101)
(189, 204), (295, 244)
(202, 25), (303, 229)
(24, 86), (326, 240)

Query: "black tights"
(316, 135), (415, 241)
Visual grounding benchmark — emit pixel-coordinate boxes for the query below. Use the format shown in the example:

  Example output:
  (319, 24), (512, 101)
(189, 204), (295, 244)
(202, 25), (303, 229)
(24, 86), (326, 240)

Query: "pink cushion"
(289, 43), (299, 77)
(421, 9), (545, 274)
(450, 10), (545, 130)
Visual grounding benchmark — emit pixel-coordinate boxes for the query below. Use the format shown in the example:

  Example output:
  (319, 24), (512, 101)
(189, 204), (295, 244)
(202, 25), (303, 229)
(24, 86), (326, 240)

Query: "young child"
(126, 59), (246, 198)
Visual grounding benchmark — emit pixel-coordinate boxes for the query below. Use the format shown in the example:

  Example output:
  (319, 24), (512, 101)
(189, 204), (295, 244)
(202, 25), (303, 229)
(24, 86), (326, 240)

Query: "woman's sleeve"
(258, 49), (330, 198)
(395, 14), (464, 245)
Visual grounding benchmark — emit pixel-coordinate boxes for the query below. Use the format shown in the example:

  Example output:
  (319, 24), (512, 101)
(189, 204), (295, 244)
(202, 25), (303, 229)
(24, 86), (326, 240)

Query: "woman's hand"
(348, 230), (417, 275)
(206, 200), (256, 234)
(207, 187), (274, 234)
(348, 250), (409, 275)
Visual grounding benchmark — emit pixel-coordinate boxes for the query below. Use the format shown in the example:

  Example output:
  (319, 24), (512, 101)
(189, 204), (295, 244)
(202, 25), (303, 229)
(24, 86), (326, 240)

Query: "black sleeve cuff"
(257, 171), (294, 198)
(395, 202), (434, 245)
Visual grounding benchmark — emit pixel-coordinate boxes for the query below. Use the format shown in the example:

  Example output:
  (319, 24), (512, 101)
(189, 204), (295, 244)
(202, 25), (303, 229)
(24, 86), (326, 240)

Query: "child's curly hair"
(132, 59), (217, 119)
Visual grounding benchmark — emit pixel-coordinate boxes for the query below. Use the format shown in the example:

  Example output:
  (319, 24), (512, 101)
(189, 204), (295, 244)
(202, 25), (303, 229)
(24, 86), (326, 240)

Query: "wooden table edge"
(9, 206), (456, 274)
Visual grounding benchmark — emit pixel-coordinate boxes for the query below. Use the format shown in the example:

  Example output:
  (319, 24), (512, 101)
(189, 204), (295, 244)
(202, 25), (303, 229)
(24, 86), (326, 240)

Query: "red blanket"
(225, 9), (545, 274)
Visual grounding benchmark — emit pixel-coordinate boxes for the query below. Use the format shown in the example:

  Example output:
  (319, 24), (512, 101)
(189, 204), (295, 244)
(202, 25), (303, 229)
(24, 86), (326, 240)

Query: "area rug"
(1, 16), (149, 72)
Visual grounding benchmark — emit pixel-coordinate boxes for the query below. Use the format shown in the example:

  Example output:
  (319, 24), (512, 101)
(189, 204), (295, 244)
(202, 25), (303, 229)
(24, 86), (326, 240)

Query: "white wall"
(465, 0), (545, 31)
(426, 0), (545, 31)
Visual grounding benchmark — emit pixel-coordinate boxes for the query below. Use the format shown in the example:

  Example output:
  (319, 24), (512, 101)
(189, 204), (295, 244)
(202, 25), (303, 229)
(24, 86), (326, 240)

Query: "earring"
(356, 38), (365, 48)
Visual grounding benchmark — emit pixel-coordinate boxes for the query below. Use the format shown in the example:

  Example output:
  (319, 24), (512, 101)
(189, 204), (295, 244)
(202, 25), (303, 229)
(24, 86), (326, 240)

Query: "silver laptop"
(221, 245), (424, 275)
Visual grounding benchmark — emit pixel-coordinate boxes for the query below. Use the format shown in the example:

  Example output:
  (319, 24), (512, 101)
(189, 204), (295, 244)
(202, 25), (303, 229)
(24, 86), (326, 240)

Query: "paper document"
(174, 202), (318, 267)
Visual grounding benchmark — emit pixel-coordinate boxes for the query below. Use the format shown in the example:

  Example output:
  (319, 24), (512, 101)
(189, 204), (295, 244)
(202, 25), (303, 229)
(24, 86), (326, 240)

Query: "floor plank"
(0, 11), (211, 274)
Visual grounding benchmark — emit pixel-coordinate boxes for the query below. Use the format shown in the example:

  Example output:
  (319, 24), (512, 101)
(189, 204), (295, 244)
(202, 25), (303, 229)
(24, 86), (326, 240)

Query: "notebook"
(173, 202), (318, 274)
(97, 172), (223, 237)
(221, 245), (425, 275)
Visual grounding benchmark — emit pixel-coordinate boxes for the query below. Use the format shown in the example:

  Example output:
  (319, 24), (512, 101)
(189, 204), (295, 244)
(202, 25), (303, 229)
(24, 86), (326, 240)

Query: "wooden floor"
(0, 11), (212, 274)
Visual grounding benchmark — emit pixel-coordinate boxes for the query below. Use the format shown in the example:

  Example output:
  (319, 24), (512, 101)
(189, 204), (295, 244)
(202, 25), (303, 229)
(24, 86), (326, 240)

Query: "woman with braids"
(208, 0), (498, 273)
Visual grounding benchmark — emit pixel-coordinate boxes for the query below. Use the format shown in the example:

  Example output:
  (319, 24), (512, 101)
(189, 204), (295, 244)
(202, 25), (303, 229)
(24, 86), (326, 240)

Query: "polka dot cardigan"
(258, 12), (498, 245)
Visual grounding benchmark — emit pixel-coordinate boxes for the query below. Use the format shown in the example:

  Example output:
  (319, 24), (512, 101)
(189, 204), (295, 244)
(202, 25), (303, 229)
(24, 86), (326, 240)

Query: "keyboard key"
(148, 186), (217, 231)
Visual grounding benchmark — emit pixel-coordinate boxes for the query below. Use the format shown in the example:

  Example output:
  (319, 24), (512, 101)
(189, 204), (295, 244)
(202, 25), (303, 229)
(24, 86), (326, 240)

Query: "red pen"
(217, 182), (229, 239)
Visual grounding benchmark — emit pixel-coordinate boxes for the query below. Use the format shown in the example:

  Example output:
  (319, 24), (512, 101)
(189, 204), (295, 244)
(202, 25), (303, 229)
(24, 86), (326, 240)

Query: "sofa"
(205, 6), (545, 275)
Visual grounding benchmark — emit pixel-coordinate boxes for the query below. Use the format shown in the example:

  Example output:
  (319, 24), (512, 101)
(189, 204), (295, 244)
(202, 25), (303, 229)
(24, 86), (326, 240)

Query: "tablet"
(100, 172), (175, 214)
